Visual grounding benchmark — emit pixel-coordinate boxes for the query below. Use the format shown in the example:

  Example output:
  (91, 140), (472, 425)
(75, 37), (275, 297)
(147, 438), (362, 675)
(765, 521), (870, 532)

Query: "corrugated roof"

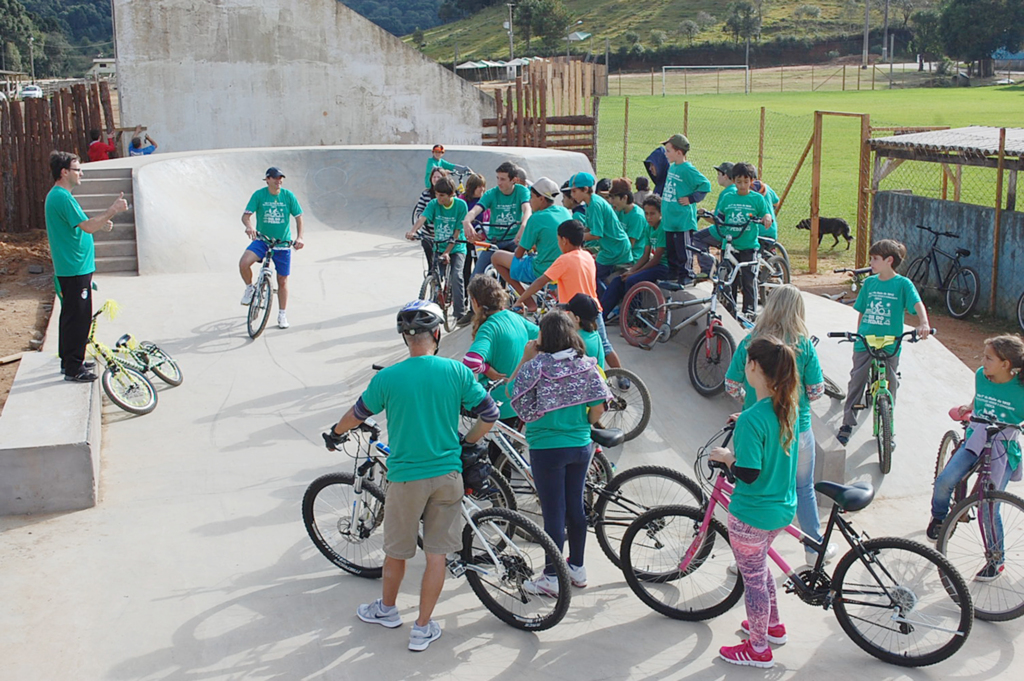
(870, 126), (1024, 157)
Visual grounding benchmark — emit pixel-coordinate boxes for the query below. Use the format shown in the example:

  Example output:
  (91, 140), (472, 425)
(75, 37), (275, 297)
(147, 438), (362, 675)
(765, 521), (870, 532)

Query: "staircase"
(77, 168), (137, 274)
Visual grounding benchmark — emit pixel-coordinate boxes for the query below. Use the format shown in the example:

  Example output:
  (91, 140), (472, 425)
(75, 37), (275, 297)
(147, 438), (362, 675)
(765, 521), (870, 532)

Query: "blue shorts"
(594, 312), (615, 355)
(510, 255), (536, 284)
(246, 240), (291, 277)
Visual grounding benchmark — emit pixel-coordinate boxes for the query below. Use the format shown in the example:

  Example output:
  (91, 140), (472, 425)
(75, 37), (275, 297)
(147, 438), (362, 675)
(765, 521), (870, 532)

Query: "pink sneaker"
(719, 639), (774, 668)
(741, 619), (788, 645)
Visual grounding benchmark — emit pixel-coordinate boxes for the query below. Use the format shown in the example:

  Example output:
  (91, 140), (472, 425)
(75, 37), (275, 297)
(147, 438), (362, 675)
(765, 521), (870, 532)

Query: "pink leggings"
(728, 515), (783, 650)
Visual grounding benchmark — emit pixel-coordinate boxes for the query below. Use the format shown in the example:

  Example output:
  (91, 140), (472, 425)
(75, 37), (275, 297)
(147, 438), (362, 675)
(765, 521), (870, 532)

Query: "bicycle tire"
(945, 266), (979, 319)
(101, 365), (157, 415)
(758, 255), (790, 306)
(687, 325), (736, 397)
(621, 504), (743, 621)
(937, 489), (1024, 622)
(417, 273), (434, 300)
(876, 394), (894, 474)
(593, 466), (705, 569)
(831, 536), (973, 666)
(603, 367), (652, 441)
(462, 506), (572, 631)
(246, 276), (273, 339)
(467, 470), (518, 513)
(934, 430), (970, 508)
(1018, 291), (1024, 333)
(302, 472), (387, 578)
(140, 342), (183, 386)
(619, 281), (666, 348)
(823, 374), (846, 400)
(906, 256), (929, 290)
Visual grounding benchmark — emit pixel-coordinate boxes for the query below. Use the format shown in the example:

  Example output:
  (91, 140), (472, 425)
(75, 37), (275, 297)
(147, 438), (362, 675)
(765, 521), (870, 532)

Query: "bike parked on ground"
(904, 224), (980, 319)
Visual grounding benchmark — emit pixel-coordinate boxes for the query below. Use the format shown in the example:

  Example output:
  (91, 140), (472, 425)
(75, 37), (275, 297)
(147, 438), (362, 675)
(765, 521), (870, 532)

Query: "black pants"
(733, 249), (756, 314)
(57, 272), (93, 375)
(664, 230), (695, 282)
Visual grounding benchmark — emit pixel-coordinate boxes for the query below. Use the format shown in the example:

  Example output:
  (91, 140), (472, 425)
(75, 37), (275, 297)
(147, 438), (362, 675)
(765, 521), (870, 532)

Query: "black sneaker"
(975, 562), (1004, 582)
(836, 425), (853, 446)
(60, 361), (96, 375)
(926, 518), (943, 542)
(456, 311), (474, 328)
(64, 369), (98, 383)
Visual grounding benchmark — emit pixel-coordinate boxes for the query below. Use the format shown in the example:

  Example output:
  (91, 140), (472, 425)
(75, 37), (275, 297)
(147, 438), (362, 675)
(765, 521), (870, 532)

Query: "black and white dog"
(795, 217), (853, 250)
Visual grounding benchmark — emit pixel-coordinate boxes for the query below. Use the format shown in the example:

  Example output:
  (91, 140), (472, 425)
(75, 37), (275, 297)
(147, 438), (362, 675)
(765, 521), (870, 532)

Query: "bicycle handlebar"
(826, 328), (936, 357)
(257, 234), (294, 249)
(966, 412), (1024, 433)
(834, 266), (872, 275)
(916, 224), (960, 240)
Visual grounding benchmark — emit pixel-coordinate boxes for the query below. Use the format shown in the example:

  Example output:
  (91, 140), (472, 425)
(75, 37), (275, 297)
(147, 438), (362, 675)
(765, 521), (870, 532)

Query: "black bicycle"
(904, 224), (979, 319)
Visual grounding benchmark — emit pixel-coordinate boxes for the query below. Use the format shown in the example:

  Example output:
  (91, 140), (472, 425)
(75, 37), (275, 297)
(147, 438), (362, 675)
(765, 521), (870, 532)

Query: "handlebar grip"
(827, 331), (846, 338)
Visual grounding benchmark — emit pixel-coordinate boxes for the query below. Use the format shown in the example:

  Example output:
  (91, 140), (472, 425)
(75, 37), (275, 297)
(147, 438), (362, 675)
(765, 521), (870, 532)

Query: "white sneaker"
(728, 561), (738, 575)
(522, 572), (559, 597)
(277, 311), (289, 329)
(408, 620), (442, 651)
(240, 284), (255, 305)
(568, 563), (587, 588)
(805, 543), (838, 566)
(356, 598), (402, 628)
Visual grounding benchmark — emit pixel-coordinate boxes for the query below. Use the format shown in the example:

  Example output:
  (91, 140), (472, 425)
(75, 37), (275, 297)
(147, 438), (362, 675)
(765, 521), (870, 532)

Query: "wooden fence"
(0, 81), (117, 233)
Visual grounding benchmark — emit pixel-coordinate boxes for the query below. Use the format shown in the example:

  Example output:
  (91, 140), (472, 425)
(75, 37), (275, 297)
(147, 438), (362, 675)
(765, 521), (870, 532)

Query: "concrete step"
(76, 193), (135, 211)
(94, 239), (137, 259)
(95, 255), (138, 274)
(79, 167), (131, 180)
(83, 206), (135, 224)
(79, 177), (133, 195)
(92, 222), (137, 241)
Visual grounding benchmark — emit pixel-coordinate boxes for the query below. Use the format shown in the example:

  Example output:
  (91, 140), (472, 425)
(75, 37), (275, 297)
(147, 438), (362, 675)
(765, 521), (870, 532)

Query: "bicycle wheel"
(906, 256), (929, 290)
(621, 504), (743, 620)
(417, 273), (435, 300)
(937, 490), (1024, 621)
(467, 470), (517, 513)
(758, 255), (790, 305)
(140, 342), (183, 386)
(945, 266), (979, 319)
(1017, 291), (1024, 333)
(462, 507), (572, 631)
(593, 466), (705, 569)
(583, 448), (615, 519)
(620, 281), (666, 348)
(823, 374), (846, 400)
(603, 368), (652, 441)
(933, 430), (972, 508)
(101, 365), (158, 415)
(302, 472), (387, 578)
(687, 325), (736, 397)
(246, 276), (273, 339)
(831, 537), (973, 667)
(875, 394), (893, 475)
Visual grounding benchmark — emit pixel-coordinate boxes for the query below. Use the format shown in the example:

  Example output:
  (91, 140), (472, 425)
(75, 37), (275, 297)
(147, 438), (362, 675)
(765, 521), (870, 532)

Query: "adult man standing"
(45, 151), (128, 381)
(326, 300), (499, 651)
(239, 167), (304, 329)
(463, 161), (532, 279)
(491, 177), (571, 296)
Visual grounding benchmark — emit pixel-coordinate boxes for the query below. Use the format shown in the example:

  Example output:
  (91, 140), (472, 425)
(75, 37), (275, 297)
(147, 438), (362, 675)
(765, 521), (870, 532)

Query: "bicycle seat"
(956, 248), (971, 257)
(814, 481), (874, 512)
(590, 427), (625, 448)
(657, 280), (685, 292)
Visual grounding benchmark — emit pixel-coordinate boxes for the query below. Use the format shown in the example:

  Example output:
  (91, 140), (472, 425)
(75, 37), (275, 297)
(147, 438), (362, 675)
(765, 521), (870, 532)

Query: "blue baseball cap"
(265, 167), (285, 178)
(567, 171), (596, 189)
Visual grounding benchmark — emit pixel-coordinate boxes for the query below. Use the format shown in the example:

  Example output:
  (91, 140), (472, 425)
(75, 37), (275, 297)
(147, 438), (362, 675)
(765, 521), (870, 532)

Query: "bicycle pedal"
(446, 558), (467, 578)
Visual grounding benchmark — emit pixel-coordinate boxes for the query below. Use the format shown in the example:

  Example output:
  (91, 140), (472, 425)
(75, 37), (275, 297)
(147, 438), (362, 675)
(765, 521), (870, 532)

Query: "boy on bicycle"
(423, 144), (469, 189)
(407, 177), (470, 324)
(240, 167), (304, 329)
(837, 239), (931, 446)
(710, 163), (772, 315)
(464, 161), (533, 279)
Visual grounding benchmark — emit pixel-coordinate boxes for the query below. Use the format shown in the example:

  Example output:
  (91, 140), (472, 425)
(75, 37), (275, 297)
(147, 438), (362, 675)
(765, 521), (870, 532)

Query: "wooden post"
(842, 65), (846, 91)
(515, 76), (524, 146)
(856, 114), (872, 268)
(651, 67), (654, 96)
(622, 96), (629, 177)
(591, 96), (600, 171)
(780, 65), (784, 92)
(991, 128), (1007, 314)
(717, 68), (720, 95)
(618, 69), (621, 96)
(941, 163), (948, 200)
(811, 64), (814, 91)
(809, 111), (823, 274)
(776, 133), (814, 215)
(683, 100), (688, 138)
(540, 75), (548, 148)
(684, 69), (687, 95)
(871, 66), (875, 90)
(857, 66), (861, 91)
(954, 166), (962, 202)
(495, 89), (504, 145)
(99, 81), (115, 135)
(758, 107), (765, 178)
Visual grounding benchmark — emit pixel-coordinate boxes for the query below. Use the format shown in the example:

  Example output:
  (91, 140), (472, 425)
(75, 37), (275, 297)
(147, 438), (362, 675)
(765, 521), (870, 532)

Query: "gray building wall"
(873, 191), (1024, 320)
(112, 0), (492, 152)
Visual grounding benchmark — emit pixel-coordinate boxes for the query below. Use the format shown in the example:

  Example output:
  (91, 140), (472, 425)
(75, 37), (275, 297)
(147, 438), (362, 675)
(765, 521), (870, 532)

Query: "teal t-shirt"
(968, 367), (1024, 471)
(580, 328), (606, 369)
(729, 398), (799, 531)
(649, 221), (669, 267)
(586, 194), (633, 266)
(423, 197), (469, 254)
(361, 356), (487, 483)
(853, 274), (922, 355)
(467, 310), (539, 419)
(245, 187), (303, 242)
(479, 185), (530, 241)
(45, 186), (93, 277)
(712, 190), (769, 251)
(425, 157), (456, 188)
(726, 335), (823, 434)
(520, 204), (572, 279)
(720, 183), (779, 240)
(662, 161), (711, 233)
(617, 204), (650, 263)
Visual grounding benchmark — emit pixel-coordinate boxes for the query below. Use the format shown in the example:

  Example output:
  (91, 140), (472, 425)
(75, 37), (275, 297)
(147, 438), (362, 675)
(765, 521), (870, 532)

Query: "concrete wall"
(873, 191), (1024, 320)
(112, 0), (493, 152)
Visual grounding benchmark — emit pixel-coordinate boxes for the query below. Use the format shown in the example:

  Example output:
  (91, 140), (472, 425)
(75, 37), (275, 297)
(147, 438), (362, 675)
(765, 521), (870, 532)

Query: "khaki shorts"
(383, 471), (464, 559)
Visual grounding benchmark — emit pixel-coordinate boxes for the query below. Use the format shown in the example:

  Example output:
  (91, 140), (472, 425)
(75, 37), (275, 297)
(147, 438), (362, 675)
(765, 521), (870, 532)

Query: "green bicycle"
(828, 329), (931, 474)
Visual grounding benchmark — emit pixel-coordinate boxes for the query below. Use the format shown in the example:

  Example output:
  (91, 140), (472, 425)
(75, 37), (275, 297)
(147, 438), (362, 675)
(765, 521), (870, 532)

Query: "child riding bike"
(407, 176), (470, 324)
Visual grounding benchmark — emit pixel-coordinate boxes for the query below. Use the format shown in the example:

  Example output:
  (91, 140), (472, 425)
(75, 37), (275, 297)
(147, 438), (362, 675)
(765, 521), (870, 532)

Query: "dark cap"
(559, 293), (600, 322)
(595, 178), (612, 193)
(662, 133), (690, 152)
(714, 162), (734, 176)
(265, 167), (285, 178)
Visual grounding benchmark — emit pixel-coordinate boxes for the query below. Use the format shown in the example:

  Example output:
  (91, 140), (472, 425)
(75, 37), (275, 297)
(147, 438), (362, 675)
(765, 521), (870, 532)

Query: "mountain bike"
(247, 235), (293, 339)
(827, 329), (931, 474)
(1017, 290), (1024, 332)
(935, 413), (1024, 621)
(620, 425), (974, 667)
(111, 335), (183, 386)
(303, 417), (572, 631)
(86, 300), (158, 415)
(415, 234), (471, 332)
(904, 224), (980, 319)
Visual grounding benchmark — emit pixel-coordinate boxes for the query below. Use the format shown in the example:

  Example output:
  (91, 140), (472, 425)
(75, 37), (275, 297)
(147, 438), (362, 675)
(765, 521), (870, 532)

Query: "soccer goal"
(662, 65), (750, 96)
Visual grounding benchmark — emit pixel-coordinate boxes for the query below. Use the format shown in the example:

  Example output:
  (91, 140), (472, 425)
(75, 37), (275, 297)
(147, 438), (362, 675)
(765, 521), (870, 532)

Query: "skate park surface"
(1, 145), (1018, 680)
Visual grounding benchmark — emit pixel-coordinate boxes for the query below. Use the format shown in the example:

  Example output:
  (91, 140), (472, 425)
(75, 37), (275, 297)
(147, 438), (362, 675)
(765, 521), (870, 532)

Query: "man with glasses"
(45, 151), (129, 382)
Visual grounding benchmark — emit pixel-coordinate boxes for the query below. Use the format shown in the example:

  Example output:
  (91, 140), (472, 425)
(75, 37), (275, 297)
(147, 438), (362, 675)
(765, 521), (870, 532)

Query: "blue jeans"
(932, 442), (1012, 558)
(796, 428), (823, 543)
(472, 239), (517, 277)
(594, 311), (614, 355)
(531, 444), (593, 573)
(600, 264), (670, 320)
(595, 262), (622, 296)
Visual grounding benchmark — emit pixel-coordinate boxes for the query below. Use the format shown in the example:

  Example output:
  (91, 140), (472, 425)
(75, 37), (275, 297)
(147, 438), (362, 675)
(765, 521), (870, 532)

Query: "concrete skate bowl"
(130, 146), (593, 275)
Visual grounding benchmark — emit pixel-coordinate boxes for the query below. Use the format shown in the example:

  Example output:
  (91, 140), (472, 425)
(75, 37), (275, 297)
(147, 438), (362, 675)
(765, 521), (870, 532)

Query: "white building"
(86, 58), (117, 79)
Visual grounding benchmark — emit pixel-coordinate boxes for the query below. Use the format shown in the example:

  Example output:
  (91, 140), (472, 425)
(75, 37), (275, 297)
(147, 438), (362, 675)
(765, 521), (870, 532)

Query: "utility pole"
(29, 36), (35, 83)
(861, 0), (870, 69)
(506, 3), (515, 61)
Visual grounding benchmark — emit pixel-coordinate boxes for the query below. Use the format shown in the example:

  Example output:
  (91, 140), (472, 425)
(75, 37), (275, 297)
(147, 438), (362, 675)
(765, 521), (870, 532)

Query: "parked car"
(19, 84), (43, 99)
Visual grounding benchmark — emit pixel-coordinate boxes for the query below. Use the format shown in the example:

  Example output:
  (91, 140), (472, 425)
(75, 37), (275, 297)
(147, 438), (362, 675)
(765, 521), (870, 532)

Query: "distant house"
(86, 58), (116, 79)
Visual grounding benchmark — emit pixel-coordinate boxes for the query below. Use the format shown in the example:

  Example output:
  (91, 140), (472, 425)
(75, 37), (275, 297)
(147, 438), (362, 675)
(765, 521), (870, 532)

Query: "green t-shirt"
(424, 157), (456, 188)
(479, 185), (530, 241)
(580, 328), (606, 369)
(650, 222), (670, 267)
(726, 335), (823, 434)
(853, 274), (922, 355)
(244, 187), (303, 242)
(45, 186), (93, 277)
(586, 194), (633, 266)
(729, 398), (799, 531)
(968, 367), (1024, 471)
(520, 204), (572, 279)
(661, 161), (711, 233)
(422, 197), (469, 254)
(712, 190), (769, 251)
(467, 310), (539, 419)
(360, 355), (487, 483)
(720, 184), (779, 240)
(617, 204), (650, 264)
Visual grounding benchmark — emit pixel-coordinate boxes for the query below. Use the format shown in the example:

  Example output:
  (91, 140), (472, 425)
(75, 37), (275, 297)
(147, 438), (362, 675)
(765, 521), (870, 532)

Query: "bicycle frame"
(915, 229), (964, 292)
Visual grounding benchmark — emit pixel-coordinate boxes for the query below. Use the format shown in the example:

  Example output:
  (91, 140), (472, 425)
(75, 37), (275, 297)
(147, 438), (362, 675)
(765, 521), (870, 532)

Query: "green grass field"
(596, 85), (1024, 272)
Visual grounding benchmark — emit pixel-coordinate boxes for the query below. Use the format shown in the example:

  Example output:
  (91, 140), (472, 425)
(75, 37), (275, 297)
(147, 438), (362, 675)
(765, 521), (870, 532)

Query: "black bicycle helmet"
(396, 300), (444, 336)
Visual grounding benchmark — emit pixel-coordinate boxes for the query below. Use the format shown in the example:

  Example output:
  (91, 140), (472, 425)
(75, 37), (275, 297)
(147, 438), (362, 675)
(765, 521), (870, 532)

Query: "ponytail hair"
(467, 275), (508, 338)
(747, 336), (799, 450)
